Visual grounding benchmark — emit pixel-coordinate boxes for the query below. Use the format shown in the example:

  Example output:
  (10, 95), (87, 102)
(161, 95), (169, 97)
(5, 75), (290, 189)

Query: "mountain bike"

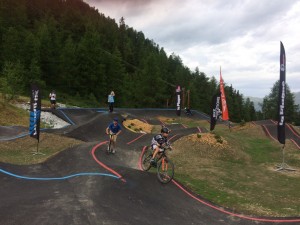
(184, 107), (193, 116)
(106, 133), (116, 154)
(141, 145), (174, 184)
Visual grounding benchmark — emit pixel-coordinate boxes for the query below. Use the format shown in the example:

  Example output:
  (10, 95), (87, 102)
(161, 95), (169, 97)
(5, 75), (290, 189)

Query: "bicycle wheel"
(141, 147), (152, 171)
(107, 138), (112, 154)
(157, 157), (174, 184)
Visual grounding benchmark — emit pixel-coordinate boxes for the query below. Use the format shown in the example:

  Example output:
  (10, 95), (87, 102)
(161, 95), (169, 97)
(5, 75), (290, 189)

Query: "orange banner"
(220, 67), (229, 120)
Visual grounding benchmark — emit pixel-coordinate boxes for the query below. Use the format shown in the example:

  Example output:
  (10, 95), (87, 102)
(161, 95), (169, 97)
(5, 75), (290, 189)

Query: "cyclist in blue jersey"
(105, 117), (122, 153)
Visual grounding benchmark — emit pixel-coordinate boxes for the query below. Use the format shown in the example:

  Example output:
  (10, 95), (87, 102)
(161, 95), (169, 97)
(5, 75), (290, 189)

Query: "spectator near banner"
(49, 90), (56, 109)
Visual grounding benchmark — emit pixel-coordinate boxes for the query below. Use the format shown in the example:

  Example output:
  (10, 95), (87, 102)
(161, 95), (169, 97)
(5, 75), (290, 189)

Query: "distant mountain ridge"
(295, 92), (300, 106)
(247, 91), (300, 111)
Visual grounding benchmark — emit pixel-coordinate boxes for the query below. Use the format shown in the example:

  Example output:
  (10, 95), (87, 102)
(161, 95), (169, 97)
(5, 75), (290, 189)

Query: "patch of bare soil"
(265, 165), (300, 177)
(231, 122), (257, 131)
(157, 116), (177, 124)
(123, 119), (153, 133)
(171, 133), (232, 157)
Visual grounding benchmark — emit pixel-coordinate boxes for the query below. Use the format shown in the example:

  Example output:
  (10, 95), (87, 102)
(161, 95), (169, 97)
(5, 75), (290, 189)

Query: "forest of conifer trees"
(2, 0), (299, 124)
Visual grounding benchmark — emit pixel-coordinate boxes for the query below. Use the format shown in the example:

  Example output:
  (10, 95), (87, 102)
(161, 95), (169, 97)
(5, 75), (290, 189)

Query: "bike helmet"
(161, 127), (170, 134)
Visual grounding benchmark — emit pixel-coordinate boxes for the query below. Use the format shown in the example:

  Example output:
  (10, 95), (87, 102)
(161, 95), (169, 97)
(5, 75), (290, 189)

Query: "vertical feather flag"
(29, 84), (41, 142)
(210, 92), (221, 131)
(220, 67), (229, 121)
(176, 86), (181, 116)
(277, 42), (286, 144)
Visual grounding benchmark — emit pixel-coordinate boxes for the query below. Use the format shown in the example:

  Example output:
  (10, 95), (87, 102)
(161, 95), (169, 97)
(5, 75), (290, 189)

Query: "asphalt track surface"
(253, 120), (300, 149)
(1, 108), (300, 225)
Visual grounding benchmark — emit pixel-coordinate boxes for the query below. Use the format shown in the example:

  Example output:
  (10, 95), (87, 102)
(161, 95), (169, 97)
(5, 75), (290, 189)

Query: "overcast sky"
(85, 0), (300, 98)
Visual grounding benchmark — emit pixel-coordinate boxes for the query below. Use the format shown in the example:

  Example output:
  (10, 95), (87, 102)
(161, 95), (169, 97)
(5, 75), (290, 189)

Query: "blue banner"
(29, 84), (41, 141)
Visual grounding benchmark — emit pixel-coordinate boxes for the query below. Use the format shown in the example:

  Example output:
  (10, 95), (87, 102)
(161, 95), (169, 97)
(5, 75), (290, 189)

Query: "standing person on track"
(49, 90), (56, 109)
(108, 91), (115, 112)
(105, 117), (122, 154)
(150, 127), (172, 166)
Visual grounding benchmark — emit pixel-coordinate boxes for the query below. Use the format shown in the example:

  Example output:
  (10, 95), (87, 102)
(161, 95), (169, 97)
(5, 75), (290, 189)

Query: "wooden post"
(187, 90), (190, 109)
(182, 88), (185, 109)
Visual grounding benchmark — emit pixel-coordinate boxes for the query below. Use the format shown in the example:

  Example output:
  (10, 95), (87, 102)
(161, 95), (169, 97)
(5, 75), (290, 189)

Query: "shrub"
(214, 134), (223, 143)
(240, 119), (246, 126)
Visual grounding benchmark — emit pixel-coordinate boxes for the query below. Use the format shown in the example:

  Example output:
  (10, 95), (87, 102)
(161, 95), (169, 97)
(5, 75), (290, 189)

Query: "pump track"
(1, 108), (300, 225)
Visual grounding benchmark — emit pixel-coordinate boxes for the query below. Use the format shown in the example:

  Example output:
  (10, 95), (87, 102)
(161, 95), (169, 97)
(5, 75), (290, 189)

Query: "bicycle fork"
(162, 158), (168, 171)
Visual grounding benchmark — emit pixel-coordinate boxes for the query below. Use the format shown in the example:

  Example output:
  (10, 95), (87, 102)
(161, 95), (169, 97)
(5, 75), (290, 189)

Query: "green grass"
(0, 100), (29, 126)
(172, 124), (300, 216)
(0, 133), (83, 165)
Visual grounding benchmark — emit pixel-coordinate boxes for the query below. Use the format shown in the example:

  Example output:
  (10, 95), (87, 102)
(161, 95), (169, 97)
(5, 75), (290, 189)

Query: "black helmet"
(161, 127), (170, 134)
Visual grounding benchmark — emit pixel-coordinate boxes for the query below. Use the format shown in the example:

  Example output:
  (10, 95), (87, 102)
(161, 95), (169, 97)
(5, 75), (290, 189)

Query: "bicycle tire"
(157, 157), (174, 184)
(141, 147), (152, 171)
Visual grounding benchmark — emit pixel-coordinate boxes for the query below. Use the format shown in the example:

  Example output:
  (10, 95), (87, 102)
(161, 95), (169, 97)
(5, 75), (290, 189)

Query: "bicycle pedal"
(150, 161), (157, 167)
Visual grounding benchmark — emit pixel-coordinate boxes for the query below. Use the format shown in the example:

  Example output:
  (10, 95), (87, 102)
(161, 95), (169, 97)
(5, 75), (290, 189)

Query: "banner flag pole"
(275, 42), (294, 171)
(219, 66), (230, 130)
(176, 86), (181, 117)
(29, 84), (45, 156)
(210, 92), (221, 131)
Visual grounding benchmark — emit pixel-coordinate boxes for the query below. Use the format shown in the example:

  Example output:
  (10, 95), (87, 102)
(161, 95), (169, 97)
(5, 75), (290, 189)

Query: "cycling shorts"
(109, 132), (117, 142)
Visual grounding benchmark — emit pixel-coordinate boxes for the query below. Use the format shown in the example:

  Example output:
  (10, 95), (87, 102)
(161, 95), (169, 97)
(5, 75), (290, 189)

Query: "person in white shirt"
(108, 91), (115, 112)
(49, 90), (56, 109)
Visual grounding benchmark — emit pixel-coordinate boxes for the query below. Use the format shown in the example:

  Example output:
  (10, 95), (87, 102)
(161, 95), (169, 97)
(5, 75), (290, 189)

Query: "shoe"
(150, 159), (157, 167)
(112, 149), (116, 154)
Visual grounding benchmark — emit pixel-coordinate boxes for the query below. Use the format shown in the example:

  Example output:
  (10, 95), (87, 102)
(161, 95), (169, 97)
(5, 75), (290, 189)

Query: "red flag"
(220, 67), (229, 120)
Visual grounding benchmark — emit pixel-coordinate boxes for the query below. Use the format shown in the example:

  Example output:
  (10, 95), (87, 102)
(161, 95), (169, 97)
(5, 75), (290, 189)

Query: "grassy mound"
(171, 124), (300, 217)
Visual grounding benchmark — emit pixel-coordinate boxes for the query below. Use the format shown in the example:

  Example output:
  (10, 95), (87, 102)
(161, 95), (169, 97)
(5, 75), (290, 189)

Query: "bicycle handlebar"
(160, 144), (172, 152)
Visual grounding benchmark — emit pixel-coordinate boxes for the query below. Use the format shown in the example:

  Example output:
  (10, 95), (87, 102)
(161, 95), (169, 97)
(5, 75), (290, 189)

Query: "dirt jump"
(1, 108), (300, 225)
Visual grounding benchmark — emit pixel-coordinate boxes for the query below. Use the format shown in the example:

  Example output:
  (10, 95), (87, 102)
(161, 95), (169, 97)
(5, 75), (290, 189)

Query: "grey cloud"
(85, 0), (300, 97)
